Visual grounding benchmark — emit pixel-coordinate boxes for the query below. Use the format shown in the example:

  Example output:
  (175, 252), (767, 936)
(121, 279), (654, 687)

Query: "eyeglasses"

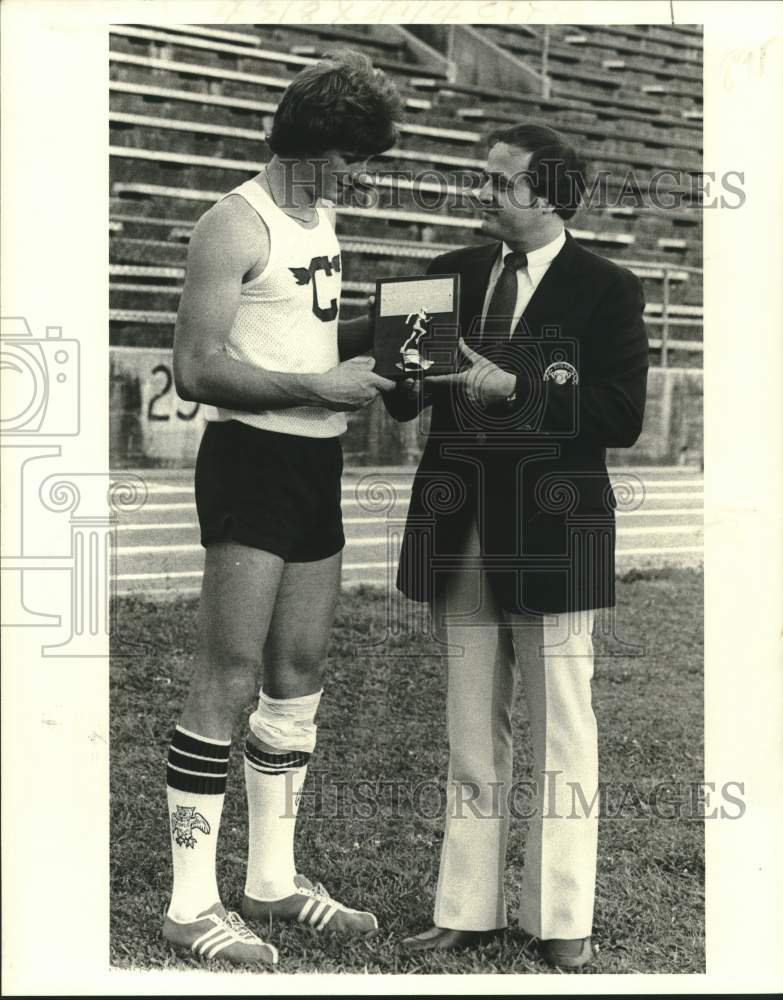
(340, 150), (371, 165)
(479, 170), (535, 196)
(480, 171), (512, 195)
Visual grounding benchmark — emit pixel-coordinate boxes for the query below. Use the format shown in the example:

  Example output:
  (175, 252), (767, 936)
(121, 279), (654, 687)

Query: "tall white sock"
(166, 724), (230, 923)
(244, 689), (321, 901)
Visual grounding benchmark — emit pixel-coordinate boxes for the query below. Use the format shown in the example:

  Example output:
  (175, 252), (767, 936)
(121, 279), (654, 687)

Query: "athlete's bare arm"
(173, 198), (393, 412)
(337, 314), (373, 361)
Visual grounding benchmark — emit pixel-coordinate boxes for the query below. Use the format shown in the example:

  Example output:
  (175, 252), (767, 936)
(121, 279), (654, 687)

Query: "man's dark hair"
(267, 49), (402, 159)
(487, 123), (588, 220)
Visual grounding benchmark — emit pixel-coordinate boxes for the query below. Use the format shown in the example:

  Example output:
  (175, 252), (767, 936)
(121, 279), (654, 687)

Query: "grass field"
(110, 566), (704, 975)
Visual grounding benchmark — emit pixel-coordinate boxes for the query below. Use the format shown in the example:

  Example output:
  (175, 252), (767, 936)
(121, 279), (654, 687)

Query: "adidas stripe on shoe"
(242, 874), (378, 936)
(163, 902), (278, 966)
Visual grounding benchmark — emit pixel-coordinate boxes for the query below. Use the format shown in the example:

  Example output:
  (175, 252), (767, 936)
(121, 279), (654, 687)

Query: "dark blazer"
(385, 230), (649, 615)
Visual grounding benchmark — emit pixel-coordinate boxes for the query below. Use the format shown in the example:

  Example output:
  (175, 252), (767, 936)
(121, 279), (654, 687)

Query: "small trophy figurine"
(372, 273), (460, 380)
(397, 306), (435, 373)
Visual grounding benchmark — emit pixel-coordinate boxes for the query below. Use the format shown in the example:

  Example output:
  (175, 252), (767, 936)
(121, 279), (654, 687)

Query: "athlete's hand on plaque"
(399, 378), (418, 401)
(314, 356), (395, 412)
(428, 339), (516, 408)
(399, 377), (430, 402)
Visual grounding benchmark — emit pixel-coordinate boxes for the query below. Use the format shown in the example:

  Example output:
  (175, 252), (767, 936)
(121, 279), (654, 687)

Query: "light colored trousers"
(432, 522), (599, 939)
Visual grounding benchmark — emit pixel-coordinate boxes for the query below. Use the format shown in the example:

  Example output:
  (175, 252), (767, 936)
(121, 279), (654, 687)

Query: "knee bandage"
(248, 688), (322, 754)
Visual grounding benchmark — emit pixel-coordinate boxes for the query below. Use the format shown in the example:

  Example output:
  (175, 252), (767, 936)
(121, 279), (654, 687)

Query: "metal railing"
(645, 262), (703, 367)
(541, 26), (552, 98)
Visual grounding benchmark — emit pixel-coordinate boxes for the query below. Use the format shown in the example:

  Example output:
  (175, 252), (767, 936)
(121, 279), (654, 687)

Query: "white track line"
(130, 478), (705, 498)
(132, 490), (703, 516)
(117, 524), (702, 557)
(120, 586), (203, 597)
(617, 525), (703, 536)
(117, 570), (204, 581)
(616, 546), (704, 556)
(339, 547), (705, 569)
(340, 490), (704, 506)
(613, 491), (703, 502)
(120, 521), (198, 531)
(134, 485), (192, 495)
(605, 466), (703, 473)
(117, 508), (705, 532)
(615, 480), (704, 489)
(116, 546), (704, 586)
(136, 502), (198, 512)
(118, 544), (198, 555)
(117, 529), (703, 561)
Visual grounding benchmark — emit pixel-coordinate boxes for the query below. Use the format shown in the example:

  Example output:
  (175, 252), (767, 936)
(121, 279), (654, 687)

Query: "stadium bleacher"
(109, 21), (703, 368)
(485, 27), (702, 99)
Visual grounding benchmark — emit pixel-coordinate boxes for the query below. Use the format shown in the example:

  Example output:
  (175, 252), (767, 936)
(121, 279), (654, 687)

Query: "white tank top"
(204, 178), (347, 438)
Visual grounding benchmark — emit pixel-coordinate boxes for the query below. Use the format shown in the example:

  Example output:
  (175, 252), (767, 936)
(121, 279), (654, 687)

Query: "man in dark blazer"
(385, 124), (648, 968)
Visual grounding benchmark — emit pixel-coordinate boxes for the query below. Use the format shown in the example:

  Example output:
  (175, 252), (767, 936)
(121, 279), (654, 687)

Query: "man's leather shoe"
(400, 925), (503, 954)
(539, 936), (594, 969)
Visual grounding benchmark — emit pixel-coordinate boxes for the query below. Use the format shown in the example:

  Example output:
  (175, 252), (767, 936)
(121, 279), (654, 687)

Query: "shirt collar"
(501, 229), (566, 269)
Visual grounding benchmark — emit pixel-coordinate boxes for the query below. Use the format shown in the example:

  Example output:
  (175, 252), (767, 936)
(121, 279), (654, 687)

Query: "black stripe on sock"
(244, 739), (310, 773)
(171, 728), (231, 761)
(245, 760), (300, 777)
(167, 764), (227, 795)
(168, 747), (229, 776)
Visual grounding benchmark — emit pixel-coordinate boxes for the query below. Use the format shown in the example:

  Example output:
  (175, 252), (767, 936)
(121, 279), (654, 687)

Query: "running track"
(114, 466), (703, 599)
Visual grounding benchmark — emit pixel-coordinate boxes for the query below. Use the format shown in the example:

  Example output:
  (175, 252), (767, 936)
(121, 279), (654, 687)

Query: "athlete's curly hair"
(267, 49), (403, 159)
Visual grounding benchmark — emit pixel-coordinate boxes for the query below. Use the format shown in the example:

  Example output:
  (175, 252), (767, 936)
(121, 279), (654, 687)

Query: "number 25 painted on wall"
(147, 363), (200, 422)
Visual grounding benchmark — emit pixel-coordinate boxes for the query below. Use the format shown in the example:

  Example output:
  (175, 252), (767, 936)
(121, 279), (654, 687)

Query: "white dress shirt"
(480, 229), (567, 337)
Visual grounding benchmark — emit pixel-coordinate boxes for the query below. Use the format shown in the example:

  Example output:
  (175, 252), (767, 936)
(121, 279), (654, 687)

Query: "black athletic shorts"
(195, 419), (345, 562)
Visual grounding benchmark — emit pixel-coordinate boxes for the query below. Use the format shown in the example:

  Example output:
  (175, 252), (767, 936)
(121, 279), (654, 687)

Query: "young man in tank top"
(163, 51), (399, 966)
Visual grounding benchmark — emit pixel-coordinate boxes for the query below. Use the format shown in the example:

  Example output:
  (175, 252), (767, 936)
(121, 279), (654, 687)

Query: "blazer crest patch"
(543, 360), (579, 386)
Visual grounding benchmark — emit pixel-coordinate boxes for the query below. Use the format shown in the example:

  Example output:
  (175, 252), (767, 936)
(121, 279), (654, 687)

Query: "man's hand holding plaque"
(427, 338), (517, 407)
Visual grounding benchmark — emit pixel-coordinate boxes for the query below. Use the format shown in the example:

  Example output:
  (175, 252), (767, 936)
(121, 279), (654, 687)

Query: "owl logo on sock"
(171, 805), (211, 848)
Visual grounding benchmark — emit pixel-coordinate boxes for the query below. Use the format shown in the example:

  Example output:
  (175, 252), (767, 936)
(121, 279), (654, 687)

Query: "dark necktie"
(480, 250), (528, 342)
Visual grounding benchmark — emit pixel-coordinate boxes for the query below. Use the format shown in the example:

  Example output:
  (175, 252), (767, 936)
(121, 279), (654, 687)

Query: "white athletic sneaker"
(243, 874), (378, 935)
(163, 902), (279, 965)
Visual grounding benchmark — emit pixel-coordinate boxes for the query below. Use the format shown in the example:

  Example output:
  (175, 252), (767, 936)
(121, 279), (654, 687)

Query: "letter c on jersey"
(289, 254), (342, 323)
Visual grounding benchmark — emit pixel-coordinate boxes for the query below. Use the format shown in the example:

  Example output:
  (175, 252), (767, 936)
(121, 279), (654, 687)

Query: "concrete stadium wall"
(110, 348), (703, 469)
(448, 25), (547, 95)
